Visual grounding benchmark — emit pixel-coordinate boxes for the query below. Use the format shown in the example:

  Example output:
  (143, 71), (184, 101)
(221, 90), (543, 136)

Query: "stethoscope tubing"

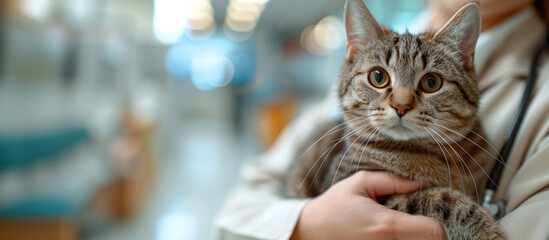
(482, 42), (548, 219)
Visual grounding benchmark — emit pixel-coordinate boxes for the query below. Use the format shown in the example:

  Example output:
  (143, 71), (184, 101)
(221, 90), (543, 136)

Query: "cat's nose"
(392, 103), (412, 117)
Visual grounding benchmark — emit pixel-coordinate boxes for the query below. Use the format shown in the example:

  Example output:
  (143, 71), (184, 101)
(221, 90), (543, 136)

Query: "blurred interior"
(0, 0), (426, 239)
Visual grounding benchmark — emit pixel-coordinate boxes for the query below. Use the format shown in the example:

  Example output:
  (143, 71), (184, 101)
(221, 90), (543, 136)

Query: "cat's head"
(338, 0), (481, 142)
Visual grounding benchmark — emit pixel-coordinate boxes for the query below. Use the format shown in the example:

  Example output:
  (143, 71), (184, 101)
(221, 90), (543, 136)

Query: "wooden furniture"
(0, 218), (78, 240)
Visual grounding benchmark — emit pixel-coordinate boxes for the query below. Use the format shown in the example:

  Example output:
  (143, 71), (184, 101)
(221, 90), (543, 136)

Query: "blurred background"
(0, 0), (426, 239)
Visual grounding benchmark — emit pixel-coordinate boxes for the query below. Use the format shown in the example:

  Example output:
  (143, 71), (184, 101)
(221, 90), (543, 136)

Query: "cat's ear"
(434, 2), (481, 65)
(344, 0), (385, 62)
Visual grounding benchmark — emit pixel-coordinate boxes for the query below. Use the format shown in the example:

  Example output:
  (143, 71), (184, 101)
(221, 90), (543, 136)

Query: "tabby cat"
(284, 0), (505, 239)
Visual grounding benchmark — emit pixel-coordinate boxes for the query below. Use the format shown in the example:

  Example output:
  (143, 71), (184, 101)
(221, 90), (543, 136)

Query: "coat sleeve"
(499, 189), (549, 239)
(213, 98), (337, 240)
(499, 141), (549, 239)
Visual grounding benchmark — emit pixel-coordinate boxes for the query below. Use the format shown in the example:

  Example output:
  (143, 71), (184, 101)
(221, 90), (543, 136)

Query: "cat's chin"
(384, 125), (416, 141)
(382, 122), (431, 141)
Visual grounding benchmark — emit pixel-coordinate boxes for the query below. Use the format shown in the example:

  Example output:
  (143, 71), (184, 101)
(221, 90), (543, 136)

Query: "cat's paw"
(385, 188), (505, 240)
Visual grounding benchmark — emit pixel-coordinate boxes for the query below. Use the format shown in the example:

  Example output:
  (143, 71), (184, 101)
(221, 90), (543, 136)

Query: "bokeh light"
(19, 0), (53, 21)
(165, 36), (255, 91)
(153, 0), (188, 44)
(300, 16), (344, 55)
(191, 56), (234, 91)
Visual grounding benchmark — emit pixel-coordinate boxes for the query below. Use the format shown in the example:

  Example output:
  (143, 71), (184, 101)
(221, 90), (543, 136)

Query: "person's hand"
(290, 171), (447, 240)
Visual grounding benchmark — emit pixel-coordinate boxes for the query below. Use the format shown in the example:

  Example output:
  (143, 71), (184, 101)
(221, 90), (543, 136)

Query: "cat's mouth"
(390, 123), (412, 132)
(383, 119), (422, 140)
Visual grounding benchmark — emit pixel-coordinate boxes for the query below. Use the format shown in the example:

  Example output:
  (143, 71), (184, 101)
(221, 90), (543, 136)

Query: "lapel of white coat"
(477, 14), (546, 92)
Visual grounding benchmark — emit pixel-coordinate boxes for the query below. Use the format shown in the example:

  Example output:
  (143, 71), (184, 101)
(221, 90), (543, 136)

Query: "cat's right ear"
(344, 0), (385, 62)
(433, 2), (481, 67)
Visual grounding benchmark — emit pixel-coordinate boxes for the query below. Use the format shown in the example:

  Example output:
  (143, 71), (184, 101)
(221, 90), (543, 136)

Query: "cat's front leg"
(385, 187), (504, 240)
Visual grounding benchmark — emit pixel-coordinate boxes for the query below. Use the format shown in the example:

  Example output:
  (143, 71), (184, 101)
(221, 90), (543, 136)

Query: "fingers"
(352, 171), (424, 198)
(388, 211), (448, 240)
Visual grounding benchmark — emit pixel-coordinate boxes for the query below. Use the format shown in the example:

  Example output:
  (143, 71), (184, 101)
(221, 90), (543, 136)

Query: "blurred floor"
(89, 117), (249, 240)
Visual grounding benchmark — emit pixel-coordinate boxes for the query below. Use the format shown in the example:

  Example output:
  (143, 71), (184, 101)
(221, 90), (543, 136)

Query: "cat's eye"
(420, 74), (442, 93)
(368, 68), (390, 88)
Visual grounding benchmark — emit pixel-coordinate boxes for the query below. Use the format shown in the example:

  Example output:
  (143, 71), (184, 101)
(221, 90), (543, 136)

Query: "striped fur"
(285, 1), (504, 239)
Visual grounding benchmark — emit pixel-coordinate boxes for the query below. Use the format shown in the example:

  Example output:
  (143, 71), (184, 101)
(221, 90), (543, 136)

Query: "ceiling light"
(154, 0), (188, 44)
(228, 11), (256, 22)
(228, 2), (261, 19)
(20, 0), (53, 21)
(231, 0), (270, 5)
(225, 14), (256, 32)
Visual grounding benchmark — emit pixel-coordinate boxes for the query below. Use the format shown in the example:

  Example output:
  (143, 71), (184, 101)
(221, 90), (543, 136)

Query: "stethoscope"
(482, 42), (548, 219)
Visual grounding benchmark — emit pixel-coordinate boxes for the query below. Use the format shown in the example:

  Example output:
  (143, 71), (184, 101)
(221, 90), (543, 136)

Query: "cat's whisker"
(296, 116), (371, 161)
(427, 127), (464, 191)
(430, 127), (480, 203)
(327, 117), (377, 144)
(306, 108), (376, 131)
(431, 120), (516, 173)
(307, 123), (372, 190)
(428, 128), (469, 198)
(298, 121), (367, 191)
(442, 139), (467, 194)
(331, 125), (374, 186)
(301, 143), (342, 192)
(431, 117), (502, 155)
(356, 127), (381, 173)
(304, 143), (339, 192)
(348, 126), (374, 176)
(431, 117), (511, 167)
(425, 127), (452, 190)
(296, 108), (372, 145)
(300, 124), (372, 189)
(432, 125), (504, 193)
(430, 116), (464, 127)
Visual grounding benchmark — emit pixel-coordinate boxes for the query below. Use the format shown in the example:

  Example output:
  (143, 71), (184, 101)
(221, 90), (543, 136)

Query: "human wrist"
(290, 199), (320, 240)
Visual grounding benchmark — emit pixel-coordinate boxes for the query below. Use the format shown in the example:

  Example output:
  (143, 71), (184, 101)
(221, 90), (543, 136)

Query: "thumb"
(353, 171), (424, 199)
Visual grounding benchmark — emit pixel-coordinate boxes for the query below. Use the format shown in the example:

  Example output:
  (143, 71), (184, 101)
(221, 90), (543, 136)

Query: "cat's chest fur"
(285, 119), (495, 200)
(324, 130), (451, 186)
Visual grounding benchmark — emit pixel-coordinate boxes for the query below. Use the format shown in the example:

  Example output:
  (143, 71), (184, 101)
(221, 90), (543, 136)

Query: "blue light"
(165, 35), (257, 90)
(156, 208), (194, 240)
(190, 56), (234, 91)
(165, 44), (192, 79)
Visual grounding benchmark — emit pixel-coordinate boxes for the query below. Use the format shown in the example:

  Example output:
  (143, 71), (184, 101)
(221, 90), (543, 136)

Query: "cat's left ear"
(344, 0), (385, 62)
(434, 2), (481, 66)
